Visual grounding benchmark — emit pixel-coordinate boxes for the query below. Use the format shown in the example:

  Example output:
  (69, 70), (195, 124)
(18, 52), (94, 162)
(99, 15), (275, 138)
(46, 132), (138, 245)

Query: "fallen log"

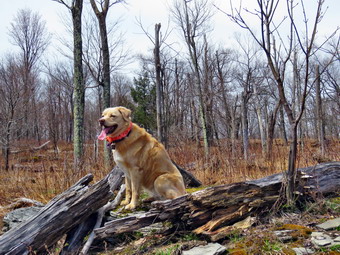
(94, 162), (340, 240)
(10, 141), (51, 154)
(0, 167), (124, 255)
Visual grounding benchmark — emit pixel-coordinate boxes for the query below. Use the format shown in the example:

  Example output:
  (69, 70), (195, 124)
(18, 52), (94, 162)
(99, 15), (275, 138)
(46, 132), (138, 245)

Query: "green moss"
(186, 186), (207, 193)
(227, 248), (247, 255)
(276, 224), (313, 239)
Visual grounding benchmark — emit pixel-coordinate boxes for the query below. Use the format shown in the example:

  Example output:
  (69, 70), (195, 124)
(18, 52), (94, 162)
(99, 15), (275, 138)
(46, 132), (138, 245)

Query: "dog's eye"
(111, 115), (116, 118)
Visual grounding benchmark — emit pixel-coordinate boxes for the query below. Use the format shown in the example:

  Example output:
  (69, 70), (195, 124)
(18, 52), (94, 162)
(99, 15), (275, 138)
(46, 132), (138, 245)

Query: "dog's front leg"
(120, 176), (131, 206)
(124, 169), (142, 210)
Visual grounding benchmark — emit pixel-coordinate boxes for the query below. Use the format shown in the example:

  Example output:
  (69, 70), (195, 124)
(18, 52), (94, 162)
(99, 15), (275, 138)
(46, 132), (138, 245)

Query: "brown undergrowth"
(0, 138), (339, 220)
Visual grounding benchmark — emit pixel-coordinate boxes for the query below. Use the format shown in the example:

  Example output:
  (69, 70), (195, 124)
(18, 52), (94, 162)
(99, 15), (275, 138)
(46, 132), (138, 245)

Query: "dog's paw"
(124, 203), (137, 210)
(120, 200), (130, 206)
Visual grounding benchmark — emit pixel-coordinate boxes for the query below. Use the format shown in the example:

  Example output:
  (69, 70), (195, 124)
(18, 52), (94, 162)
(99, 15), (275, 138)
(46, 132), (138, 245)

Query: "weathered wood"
(10, 141), (51, 154)
(0, 167), (124, 255)
(80, 184), (126, 255)
(61, 167), (124, 255)
(60, 213), (98, 255)
(94, 162), (340, 240)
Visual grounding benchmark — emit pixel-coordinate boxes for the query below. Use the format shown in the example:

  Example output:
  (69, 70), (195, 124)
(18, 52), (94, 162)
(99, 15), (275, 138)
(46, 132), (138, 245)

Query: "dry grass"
(0, 138), (339, 219)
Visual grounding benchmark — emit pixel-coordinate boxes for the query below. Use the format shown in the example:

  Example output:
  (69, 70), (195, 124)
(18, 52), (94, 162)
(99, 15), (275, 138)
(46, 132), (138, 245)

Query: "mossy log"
(0, 167), (124, 255)
(95, 162), (340, 240)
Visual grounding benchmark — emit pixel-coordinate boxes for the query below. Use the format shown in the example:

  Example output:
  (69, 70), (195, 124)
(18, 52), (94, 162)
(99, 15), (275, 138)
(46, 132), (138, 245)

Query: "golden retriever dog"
(98, 106), (186, 210)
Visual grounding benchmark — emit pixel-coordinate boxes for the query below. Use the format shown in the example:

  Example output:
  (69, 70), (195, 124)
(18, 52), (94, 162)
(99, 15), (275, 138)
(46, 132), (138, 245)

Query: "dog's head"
(98, 106), (131, 140)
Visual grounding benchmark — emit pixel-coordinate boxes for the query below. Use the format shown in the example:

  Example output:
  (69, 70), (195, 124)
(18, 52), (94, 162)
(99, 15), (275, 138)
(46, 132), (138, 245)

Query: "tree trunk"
(315, 65), (325, 156)
(279, 104), (288, 145)
(266, 101), (280, 159)
(183, 1), (209, 158)
(4, 121), (11, 171)
(285, 124), (298, 206)
(215, 51), (232, 139)
(90, 0), (113, 170)
(154, 23), (165, 145)
(241, 91), (249, 161)
(72, 0), (85, 171)
(253, 86), (266, 156)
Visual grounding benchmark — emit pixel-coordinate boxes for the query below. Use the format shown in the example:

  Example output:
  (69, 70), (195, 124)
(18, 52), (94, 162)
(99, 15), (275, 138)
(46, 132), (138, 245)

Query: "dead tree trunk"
(0, 167), (123, 255)
(95, 162), (340, 241)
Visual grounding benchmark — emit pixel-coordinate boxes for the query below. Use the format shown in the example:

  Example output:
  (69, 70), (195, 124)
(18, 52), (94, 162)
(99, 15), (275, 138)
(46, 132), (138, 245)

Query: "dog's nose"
(99, 118), (105, 125)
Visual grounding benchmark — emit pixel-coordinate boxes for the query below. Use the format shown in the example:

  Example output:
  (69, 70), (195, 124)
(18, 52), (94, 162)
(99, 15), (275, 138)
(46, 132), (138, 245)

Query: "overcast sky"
(1, 0), (339, 77)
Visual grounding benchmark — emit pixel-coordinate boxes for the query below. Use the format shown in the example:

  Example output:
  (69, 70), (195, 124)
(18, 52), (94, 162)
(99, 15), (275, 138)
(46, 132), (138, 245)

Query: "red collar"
(106, 122), (132, 144)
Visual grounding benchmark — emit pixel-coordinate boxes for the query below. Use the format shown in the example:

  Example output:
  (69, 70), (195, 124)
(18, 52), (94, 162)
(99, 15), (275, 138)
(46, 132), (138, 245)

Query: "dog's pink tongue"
(98, 128), (108, 140)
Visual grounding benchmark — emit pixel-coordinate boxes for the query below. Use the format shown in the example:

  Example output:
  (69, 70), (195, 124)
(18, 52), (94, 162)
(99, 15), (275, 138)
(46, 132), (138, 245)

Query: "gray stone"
(292, 247), (314, 255)
(3, 206), (41, 232)
(311, 233), (333, 247)
(334, 236), (340, 242)
(311, 232), (324, 237)
(316, 218), (340, 230)
(182, 243), (226, 255)
(274, 230), (295, 242)
(313, 239), (332, 246)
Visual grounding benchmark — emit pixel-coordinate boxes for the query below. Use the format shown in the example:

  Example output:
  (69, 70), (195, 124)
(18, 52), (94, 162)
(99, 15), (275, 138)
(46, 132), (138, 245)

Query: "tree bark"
(315, 65), (325, 156)
(71, 0), (85, 171)
(89, 0), (113, 170)
(266, 101), (280, 159)
(253, 86), (266, 156)
(241, 91), (250, 161)
(154, 23), (166, 145)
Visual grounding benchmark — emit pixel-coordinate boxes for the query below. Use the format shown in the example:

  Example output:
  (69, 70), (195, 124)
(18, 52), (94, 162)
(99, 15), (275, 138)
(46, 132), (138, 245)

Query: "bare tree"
(315, 65), (326, 156)
(227, 0), (339, 205)
(153, 23), (166, 145)
(88, 0), (126, 169)
(8, 8), (50, 140)
(0, 55), (27, 170)
(135, 17), (170, 145)
(171, 0), (213, 157)
(44, 60), (74, 148)
(52, 0), (85, 170)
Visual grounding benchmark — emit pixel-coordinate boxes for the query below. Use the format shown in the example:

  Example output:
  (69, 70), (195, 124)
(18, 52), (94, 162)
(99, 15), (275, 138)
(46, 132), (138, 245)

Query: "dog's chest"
(113, 150), (131, 175)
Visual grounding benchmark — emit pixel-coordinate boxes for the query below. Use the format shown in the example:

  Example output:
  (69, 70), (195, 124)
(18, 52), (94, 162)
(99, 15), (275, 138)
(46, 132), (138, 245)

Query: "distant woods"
(0, 0), (339, 172)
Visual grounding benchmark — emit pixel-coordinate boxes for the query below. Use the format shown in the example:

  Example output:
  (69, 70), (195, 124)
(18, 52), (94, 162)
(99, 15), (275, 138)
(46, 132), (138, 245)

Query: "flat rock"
(182, 243), (226, 255)
(311, 232), (324, 237)
(316, 218), (340, 230)
(292, 247), (314, 255)
(311, 232), (333, 247)
(3, 206), (41, 232)
(274, 230), (295, 242)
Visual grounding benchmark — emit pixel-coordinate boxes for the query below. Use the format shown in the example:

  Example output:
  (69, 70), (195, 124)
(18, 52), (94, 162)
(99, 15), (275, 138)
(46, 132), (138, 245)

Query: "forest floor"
(0, 139), (339, 254)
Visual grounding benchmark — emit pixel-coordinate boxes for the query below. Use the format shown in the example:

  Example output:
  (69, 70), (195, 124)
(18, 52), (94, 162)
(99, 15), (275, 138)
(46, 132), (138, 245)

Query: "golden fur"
(99, 106), (186, 210)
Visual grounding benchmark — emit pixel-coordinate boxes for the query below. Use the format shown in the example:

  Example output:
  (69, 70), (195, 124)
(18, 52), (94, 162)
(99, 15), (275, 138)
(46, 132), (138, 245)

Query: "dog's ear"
(118, 107), (131, 122)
